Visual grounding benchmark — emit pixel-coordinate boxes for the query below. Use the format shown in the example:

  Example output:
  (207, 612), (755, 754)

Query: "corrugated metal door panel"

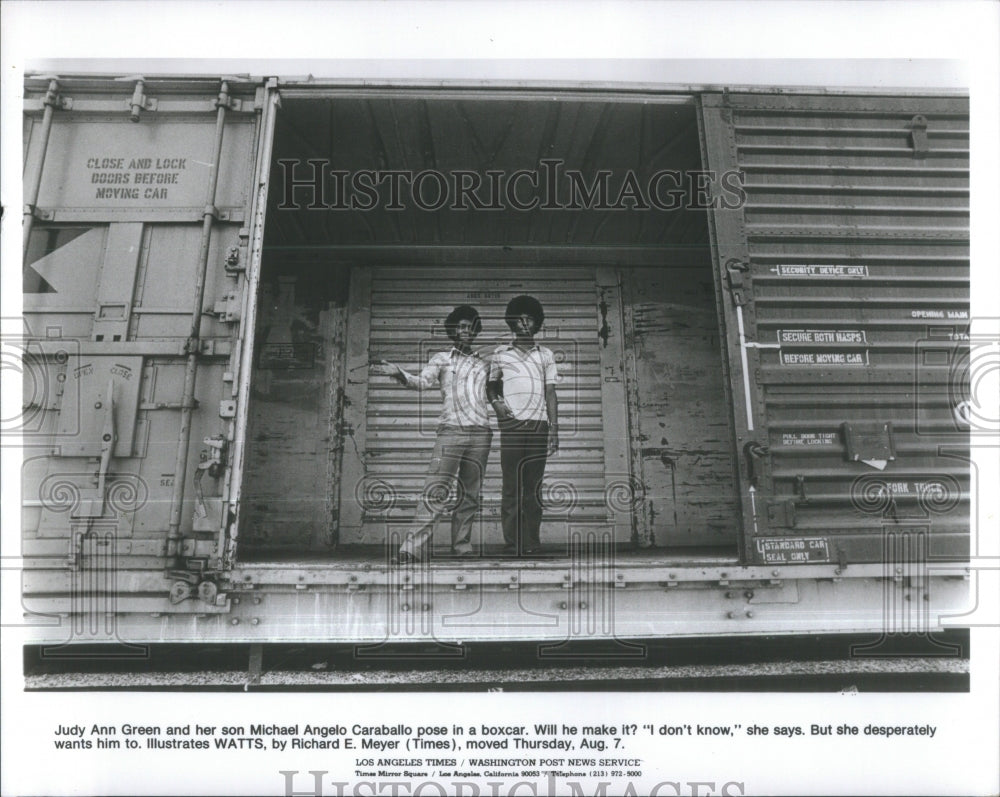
(338, 266), (627, 547)
(21, 79), (263, 590)
(700, 92), (969, 566)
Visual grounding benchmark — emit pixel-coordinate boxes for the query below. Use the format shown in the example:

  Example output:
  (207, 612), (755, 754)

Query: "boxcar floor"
(236, 544), (738, 566)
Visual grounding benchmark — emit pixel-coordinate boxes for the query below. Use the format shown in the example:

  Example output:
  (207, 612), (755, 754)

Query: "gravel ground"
(24, 656), (968, 689)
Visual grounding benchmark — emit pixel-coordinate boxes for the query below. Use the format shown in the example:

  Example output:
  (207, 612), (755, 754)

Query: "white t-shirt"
(488, 343), (560, 422)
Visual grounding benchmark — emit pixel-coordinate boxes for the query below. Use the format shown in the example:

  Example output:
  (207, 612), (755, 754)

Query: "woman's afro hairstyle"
(504, 295), (545, 333)
(444, 304), (482, 342)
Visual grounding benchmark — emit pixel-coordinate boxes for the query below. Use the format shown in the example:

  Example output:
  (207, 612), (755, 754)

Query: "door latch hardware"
(725, 259), (750, 306)
(908, 115), (929, 158)
(743, 441), (769, 488)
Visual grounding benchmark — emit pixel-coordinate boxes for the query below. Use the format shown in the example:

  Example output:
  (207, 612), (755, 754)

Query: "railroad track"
(23, 633), (970, 691)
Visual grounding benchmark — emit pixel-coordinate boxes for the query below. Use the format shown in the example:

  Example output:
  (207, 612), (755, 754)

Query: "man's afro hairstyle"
(504, 295), (545, 332)
(444, 305), (482, 342)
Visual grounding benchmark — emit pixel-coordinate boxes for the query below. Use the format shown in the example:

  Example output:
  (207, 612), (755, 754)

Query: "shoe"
(451, 549), (476, 558)
(522, 545), (543, 556)
(391, 551), (418, 566)
(500, 545), (517, 556)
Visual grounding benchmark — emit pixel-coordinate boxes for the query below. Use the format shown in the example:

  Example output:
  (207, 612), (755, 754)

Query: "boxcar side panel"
(700, 92), (970, 565)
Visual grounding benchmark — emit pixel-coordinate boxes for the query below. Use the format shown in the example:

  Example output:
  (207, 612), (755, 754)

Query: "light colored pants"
(398, 425), (492, 558)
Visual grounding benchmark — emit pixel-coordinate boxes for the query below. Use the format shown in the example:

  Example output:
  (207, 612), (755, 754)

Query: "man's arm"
(543, 348), (560, 454)
(486, 353), (513, 420)
(545, 384), (559, 454)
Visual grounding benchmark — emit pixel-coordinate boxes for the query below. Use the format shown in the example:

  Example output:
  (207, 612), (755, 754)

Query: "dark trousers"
(498, 419), (549, 550)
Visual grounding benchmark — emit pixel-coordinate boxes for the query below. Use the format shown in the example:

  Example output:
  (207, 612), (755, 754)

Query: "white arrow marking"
(736, 305), (754, 431)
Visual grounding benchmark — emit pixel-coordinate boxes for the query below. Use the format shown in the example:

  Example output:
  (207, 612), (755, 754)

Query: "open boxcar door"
(699, 91), (970, 567)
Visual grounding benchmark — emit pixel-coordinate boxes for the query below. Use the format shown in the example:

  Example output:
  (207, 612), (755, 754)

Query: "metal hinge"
(213, 291), (243, 322)
(115, 76), (158, 122)
(41, 77), (72, 110)
(212, 291), (243, 324)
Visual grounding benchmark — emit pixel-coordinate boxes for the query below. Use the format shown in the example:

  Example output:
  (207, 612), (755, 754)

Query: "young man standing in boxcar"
(486, 295), (560, 556)
(379, 305), (492, 563)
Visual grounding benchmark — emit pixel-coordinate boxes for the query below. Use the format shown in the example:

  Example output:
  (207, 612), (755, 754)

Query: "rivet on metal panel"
(401, 603), (410, 612)
(725, 591), (734, 599)
(726, 611), (736, 619)
(231, 618), (240, 625)
(559, 602), (568, 610)
(251, 618), (260, 625)
(745, 610), (754, 618)
(579, 602), (588, 610)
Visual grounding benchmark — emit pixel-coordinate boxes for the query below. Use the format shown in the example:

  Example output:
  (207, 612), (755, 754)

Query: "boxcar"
(18, 74), (971, 645)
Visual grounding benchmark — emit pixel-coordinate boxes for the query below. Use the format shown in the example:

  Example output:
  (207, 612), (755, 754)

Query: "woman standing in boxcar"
(378, 305), (492, 563)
